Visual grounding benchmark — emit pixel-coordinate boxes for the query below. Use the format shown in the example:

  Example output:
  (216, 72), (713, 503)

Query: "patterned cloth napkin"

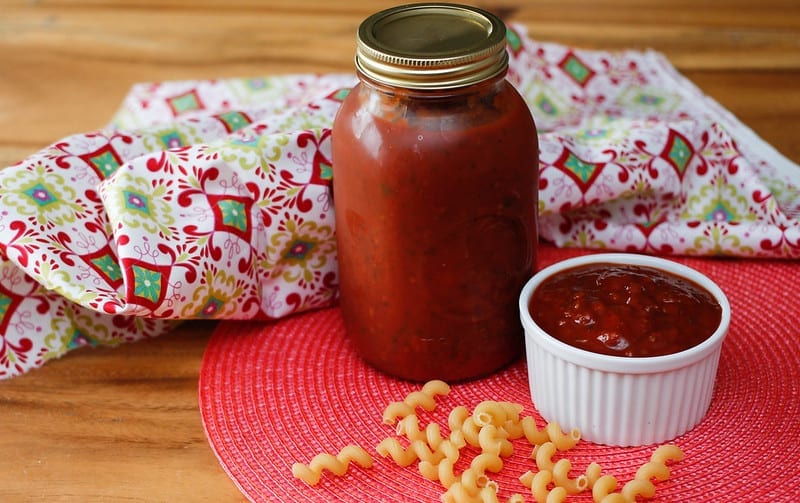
(1, 26), (798, 378)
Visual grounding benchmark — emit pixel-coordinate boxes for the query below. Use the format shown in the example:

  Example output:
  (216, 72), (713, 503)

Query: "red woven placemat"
(199, 246), (800, 502)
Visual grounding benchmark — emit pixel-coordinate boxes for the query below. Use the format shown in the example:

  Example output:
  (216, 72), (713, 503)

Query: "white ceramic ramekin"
(519, 253), (731, 446)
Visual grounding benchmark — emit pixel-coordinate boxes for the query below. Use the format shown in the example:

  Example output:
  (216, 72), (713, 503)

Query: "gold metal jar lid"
(355, 3), (508, 90)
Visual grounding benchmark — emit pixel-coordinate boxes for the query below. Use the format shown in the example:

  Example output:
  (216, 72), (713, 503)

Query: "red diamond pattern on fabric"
(557, 51), (596, 87)
(166, 89), (205, 117)
(552, 147), (606, 194)
(120, 258), (170, 312)
(207, 194), (254, 243)
(214, 111), (252, 133)
(80, 244), (124, 290)
(78, 143), (124, 180)
(660, 129), (695, 180)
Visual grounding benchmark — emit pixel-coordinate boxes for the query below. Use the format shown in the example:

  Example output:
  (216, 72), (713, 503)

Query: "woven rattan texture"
(199, 246), (800, 502)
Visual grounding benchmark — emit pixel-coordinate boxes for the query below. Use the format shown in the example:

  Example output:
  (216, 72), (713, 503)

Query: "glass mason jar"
(332, 4), (539, 382)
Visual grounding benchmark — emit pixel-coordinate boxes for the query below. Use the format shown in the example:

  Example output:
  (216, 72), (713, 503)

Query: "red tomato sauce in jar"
(332, 4), (538, 382)
(333, 79), (538, 381)
(528, 263), (722, 357)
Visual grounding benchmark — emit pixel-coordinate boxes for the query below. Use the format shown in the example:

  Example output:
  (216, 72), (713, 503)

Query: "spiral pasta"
(552, 459), (589, 494)
(620, 478), (656, 501)
(532, 442), (557, 471)
(383, 380), (451, 425)
(292, 380), (685, 503)
(376, 437), (442, 467)
(635, 461), (671, 482)
(477, 424), (513, 458)
(527, 469), (567, 503)
(545, 422), (581, 451)
(291, 444), (373, 485)
(591, 474), (618, 502)
(650, 444), (685, 465)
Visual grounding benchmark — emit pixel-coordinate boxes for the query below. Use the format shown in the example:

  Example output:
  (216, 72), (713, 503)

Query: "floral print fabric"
(0, 26), (798, 377)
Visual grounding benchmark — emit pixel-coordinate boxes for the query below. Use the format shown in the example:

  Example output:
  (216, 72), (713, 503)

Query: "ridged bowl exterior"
(520, 253), (731, 446)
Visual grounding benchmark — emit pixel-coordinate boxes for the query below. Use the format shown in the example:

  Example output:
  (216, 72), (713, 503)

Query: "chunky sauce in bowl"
(528, 263), (723, 357)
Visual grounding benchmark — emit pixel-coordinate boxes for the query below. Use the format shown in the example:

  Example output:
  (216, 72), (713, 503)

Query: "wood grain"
(0, 1), (798, 501)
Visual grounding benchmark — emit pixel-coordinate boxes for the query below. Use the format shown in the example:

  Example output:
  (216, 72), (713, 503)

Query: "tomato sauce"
(332, 77), (538, 381)
(529, 263), (722, 357)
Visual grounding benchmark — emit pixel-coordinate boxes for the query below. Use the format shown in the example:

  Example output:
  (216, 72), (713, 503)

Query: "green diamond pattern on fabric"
(91, 254), (122, 283)
(218, 111), (250, 132)
(565, 153), (598, 183)
(132, 265), (162, 304)
(23, 183), (58, 207)
(170, 93), (201, 114)
(123, 190), (151, 215)
(669, 136), (692, 173)
(87, 151), (121, 178)
(218, 200), (248, 233)
(561, 54), (593, 86)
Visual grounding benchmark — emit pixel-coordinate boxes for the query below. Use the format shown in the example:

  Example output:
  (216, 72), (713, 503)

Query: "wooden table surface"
(1, 1), (798, 501)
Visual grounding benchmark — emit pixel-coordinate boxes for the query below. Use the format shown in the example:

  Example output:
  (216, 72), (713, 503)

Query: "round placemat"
(199, 246), (800, 502)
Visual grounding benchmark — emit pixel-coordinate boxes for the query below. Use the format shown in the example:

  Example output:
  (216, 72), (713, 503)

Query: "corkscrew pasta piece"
(460, 415), (482, 448)
(382, 380), (450, 425)
(455, 454), (504, 498)
(529, 470), (567, 503)
(291, 444), (373, 485)
(376, 437), (442, 467)
(591, 474), (619, 502)
(421, 379), (451, 398)
(448, 405), (471, 433)
(397, 414), (446, 449)
(419, 457), (459, 488)
(552, 458), (589, 494)
(519, 415), (550, 445)
(417, 437), (462, 486)
(501, 418), (523, 440)
(472, 401), (523, 427)
(383, 392), (436, 424)
(584, 462), (603, 487)
(620, 478), (656, 501)
(650, 444), (684, 465)
(470, 452), (504, 478)
(634, 461), (671, 482)
(477, 424), (513, 458)
(545, 422), (581, 451)
(532, 441), (557, 471)
(441, 480), (477, 503)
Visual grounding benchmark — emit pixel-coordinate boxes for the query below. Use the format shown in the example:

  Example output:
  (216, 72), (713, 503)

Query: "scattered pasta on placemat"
(290, 380), (684, 502)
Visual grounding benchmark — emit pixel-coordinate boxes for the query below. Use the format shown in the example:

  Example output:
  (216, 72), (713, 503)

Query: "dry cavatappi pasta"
(290, 379), (684, 503)
(291, 444), (373, 485)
